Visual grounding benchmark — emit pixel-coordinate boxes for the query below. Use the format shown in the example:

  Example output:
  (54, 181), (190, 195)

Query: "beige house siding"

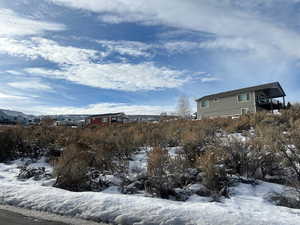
(197, 91), (256, 119)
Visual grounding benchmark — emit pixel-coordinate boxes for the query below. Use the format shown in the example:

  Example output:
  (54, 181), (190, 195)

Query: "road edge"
(0, 204), (109, 225)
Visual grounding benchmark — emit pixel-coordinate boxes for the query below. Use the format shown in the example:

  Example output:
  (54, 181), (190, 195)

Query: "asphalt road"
(0, 209), (68, 225)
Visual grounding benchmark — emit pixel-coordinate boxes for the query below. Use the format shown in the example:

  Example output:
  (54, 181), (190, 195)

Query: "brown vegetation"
(1, 108), (300, 202)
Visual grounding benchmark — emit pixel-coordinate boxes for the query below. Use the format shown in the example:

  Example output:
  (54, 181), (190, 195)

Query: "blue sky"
(0, 0), (300, 115)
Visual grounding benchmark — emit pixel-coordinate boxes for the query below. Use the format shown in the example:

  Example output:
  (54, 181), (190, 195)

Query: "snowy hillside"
(0, 108), (35, 123)
(0, 109), (28, 118)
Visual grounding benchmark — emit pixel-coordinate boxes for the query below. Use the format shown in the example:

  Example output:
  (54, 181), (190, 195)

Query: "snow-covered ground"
(1, 154), (300, 225)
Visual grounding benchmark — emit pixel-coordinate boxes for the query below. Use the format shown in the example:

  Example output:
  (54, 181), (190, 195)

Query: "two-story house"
(196, 82), (286, 119)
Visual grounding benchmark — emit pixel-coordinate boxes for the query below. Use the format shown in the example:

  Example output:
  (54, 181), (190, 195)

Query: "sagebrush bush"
(145, 147), (173, 198)
(2, 107), (300, 200)
(54, 143), (93, 191)
(0, 128), (20, 161)
(197, 146), (229, 197)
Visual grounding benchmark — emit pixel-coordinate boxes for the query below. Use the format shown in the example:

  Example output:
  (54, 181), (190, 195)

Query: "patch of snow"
(0, 161), (299, 224)
(1, 182), (300, 225)
(168, 146), (182, 158)
(1, 157), (300, 225)
(227, 133), (249, 143)
(102, 186), (120, 194)
(0, 157), (54, 186)
(129, 148), (149, 175)
(104, 175), (122, 186)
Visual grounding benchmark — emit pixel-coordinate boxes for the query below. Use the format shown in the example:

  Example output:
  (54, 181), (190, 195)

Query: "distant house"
(85, 113), (127, 126)
(196, 82), (286, 119)
(127, 115), (162, 123)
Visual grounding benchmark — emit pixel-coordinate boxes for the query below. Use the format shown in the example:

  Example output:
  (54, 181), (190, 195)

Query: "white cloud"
(0, 92), (28, 100)
(0, 35), (187, 91)
(0, 8), (65, 37)
(49, 0), (300, 60)
(201, 76), (221, 83)
(26, 62), (187, 91)
(164, 41), (200, 53)
(0, 37), (98, 64)
(28, 102), (174, 115)
(97, 40), (152, 57)
(7, 80), (52, 91)
(5, 70), (24, 76)
(99, 13), (158, 26)
(163, 39), (278, 60)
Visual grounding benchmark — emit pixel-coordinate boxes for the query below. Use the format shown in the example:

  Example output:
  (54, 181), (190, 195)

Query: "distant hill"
(0, 110), (11, 120)
(0, 109), (27, 118)
(0, 109), (35, 124)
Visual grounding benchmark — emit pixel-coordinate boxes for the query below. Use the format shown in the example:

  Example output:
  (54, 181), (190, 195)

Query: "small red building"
(85, 113), (127, 126)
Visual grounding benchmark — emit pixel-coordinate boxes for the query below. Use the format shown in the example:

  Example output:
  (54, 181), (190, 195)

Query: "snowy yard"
(1, 156), (300, 225)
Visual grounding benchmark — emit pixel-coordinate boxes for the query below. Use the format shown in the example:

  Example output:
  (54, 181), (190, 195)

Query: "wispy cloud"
(0, 92), (28, 100)
(49, 0), (300, 61)
(0, 37), (98, 64)
(5, 70), (24, 76)
(96, 40), (152, 57)
(7, 80), (52, 91)
(0, 35), (188, 92)
(163, 41), (200, 53)
(39, 102), (174, 115)
(201, 76), (221, 83)
(4, 102), (174, 115)
(26, 62), (187, 91)
(0, 8), (65, 37)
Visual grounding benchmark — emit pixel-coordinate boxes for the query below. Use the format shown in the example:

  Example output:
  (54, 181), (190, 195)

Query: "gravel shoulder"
(0, 204), (109, 225)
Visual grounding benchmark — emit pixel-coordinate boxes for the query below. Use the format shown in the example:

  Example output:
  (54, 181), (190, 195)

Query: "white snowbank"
(1, 182), (300, 225)
(1, 158), (300, 225)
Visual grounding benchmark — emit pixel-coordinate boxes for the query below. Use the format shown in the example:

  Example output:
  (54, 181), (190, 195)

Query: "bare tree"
(176, 95), (191, 119)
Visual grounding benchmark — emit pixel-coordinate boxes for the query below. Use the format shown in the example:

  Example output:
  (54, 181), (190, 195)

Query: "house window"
(102, 117), (108, 123)
(241, 108), (249, 115)
(213, 98), (220, 102)
(201, 100), (209, 108)
(237, 93), (250, 102)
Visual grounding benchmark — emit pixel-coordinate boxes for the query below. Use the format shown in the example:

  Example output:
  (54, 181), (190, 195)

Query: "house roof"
(195, 82), (286, 102)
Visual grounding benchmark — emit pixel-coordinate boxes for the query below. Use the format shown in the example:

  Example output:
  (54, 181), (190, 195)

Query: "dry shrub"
(254, 122), (300, 187)
(145, 147), (173, 198)
(197, 147), (229, 197)
(223, 139), (249, 177)
(222, 129), (283, 181)
(225, 115), (251, 133)
(282, 125), (300, 188)
(54, 142), (93, 191)
(146, 126), (168, 147)
(0, 126), (50, 161)
(5, 109), (300, 198)
(0, 128), (21, 161)
(181, 125), (219, 167)
(147, 147), (169, 177)
(92, 142), (129, 174)
(281, 106), (300, 126)
(248, 137), (283, 180)
(167, 154), (199, 187)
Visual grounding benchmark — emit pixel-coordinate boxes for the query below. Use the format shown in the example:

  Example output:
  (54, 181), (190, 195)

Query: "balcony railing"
(256, 98), (283, 110)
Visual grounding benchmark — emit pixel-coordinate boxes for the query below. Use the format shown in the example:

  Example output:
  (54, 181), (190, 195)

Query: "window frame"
(237, 92), (250, 103)
(201, 100), (209, 108)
